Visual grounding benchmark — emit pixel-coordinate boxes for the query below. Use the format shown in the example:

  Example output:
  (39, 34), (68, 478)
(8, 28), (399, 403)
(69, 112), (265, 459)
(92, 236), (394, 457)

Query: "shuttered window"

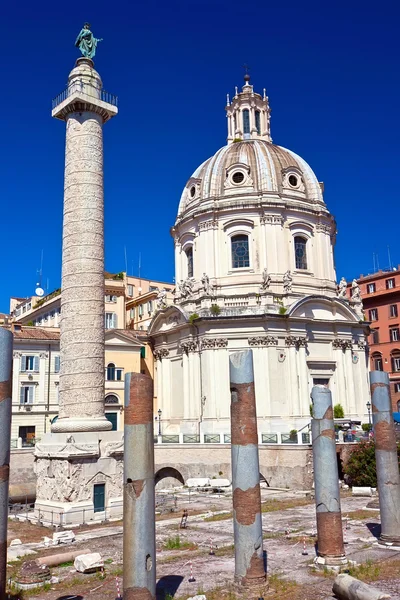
(20, 355), (39, 372)
(54, 356), (60, 373)
(20, 386), (34, 404)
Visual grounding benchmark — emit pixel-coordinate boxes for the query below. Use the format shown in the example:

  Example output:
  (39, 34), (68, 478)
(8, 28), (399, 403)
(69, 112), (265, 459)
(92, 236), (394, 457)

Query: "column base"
(52, 416), (112, 433)
(314, 555), (348, 570)
(34, 431), (123, 526)
(378, 534), (400, 547)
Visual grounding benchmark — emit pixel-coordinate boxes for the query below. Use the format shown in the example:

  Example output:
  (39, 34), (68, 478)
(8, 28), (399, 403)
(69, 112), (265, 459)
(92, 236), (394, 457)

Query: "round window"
(190, 186), (196, 198)
(288, 174), (298, 187)
(232, 171), (245, 184)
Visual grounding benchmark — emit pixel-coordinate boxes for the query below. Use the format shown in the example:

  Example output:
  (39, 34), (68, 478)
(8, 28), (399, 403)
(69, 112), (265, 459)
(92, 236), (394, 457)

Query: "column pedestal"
(34, 431), (123, 526)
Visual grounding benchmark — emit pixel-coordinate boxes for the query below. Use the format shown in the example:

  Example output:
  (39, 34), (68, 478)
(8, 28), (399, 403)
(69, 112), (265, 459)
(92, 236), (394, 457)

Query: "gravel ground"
(5, 489), (400, 600)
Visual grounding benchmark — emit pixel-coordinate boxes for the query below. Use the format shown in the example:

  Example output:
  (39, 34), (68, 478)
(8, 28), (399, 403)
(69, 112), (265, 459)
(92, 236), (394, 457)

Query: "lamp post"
(366, 400), (372, 429)
(157, 408), (162, 437)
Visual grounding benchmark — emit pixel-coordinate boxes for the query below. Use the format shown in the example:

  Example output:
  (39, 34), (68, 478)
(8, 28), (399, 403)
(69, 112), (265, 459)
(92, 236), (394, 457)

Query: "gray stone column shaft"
(0, 328), (12, 600)
(311, 385), (346, 564)
(52, 59), (115, 433)
(370, 370), (400, 545)
(230, 349), (266, 586)
(123, 373), (156, 599)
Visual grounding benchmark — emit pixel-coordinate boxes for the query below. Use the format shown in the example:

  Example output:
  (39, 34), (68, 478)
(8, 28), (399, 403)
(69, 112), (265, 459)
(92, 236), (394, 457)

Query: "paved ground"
(6, 488), (400, 599)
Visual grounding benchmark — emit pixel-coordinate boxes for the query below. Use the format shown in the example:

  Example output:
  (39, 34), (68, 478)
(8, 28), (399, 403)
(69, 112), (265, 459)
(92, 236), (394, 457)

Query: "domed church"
(149, 76), (369, 440)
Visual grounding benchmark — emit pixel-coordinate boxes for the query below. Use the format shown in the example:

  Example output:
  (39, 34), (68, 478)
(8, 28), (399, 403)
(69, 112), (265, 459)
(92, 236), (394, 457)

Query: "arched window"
(294, 236), (308, 270)
(186, 247), (193, 278)
(391, 351), (400, 372)
(231, 234), (250, 269)
(243, 109), (250, 134)
(106, 363), (115, 381)
(105, 394), (119, 404)
(255, 111), (261, 134)
(371, 353), (383, 371)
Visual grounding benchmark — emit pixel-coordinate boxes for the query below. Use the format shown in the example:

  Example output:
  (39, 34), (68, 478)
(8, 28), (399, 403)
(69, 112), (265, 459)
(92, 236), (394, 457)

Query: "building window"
(395, 383), (400, 393)
(255, 110), (261, 134)
(20, 385), (34, 404)
(386, 278), (395, 289)
(294, 236), (308, 270)
(148, 300), (153, 313)
(231, 234), (250, 269)
(371, 329), (379, 344)
(127, 284), (134, 296)
(130, 308), (135, 319)
(391, 353), (400, 372)
(369, 308), (378, 321)
(367, 283), (376, 293)
(150, 286), (158, 292)
(106, 363), (122, 381)
(19, 425), (35, 446)
(313, 378), (330, 387)
(20, 355), (39, 372)
(138, 304), (144, 318)
(390, 328), (400, 342)
(105, 294), (117, 303)
(390, 304), (398, 318)
(243, 109), (250, 134)
(105, 394), (119, 404)
(372, 353), (383, 371)
(105, 312), (117, 329)
(186, 247), (193, 278)
(54, 356), (60, 373)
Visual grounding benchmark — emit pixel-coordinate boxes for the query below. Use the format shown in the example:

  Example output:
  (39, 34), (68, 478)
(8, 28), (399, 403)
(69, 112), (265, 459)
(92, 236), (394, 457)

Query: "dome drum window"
(294, 236), (308, 270)
(231, 234), (250, 269)
(232, 171), (245, 184)
(190, 186), (196, 198)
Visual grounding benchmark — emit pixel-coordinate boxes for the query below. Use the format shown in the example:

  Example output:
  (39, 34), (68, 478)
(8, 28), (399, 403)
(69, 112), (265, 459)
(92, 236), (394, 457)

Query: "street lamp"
(366, 401), (372, 429)
(157, 408), (162, 436)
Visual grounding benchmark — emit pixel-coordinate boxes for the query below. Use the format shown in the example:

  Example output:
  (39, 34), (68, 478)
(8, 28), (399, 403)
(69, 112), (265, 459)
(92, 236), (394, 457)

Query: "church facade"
(149, 76), (369, 441)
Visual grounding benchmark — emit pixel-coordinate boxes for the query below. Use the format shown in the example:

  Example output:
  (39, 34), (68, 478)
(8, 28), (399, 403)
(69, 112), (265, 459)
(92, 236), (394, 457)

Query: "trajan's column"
(34, 25), (124, 525)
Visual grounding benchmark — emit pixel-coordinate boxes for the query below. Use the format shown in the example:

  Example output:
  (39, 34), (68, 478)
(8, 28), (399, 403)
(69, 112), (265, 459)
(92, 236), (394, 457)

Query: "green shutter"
(140, 347), (146, 359)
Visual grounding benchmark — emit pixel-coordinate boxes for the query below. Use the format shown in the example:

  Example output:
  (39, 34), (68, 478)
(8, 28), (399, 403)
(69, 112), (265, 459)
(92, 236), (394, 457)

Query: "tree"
(344, 440), (400, 488)
(334, 403), (344, 418)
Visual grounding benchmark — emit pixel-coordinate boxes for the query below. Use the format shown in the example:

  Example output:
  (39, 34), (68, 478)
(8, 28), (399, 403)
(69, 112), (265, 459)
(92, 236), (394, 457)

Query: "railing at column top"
(52, 86), (118, 110)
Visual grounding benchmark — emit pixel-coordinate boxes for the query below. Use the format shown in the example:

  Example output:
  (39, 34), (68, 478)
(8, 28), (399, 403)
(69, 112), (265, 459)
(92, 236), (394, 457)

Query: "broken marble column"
(370, 370), (400, 546)
(311, 385), (346, 566)
(123, 372), (156, 599)
(0, 328), (12, 600)
(230, 349), (266, 586)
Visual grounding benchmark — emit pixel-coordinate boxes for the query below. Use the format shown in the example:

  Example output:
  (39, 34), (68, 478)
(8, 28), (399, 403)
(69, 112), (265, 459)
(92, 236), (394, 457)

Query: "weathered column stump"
(123, 372), (156, 600)
(230, 349), (267, 587)
(311, 385), (347, 568)
(370, 370), (400, 546)
(0, 328), (12, 600)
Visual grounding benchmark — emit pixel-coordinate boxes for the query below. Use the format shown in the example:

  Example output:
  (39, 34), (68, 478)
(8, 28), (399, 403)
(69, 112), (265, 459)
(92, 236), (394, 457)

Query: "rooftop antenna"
(124, 246), (128, 276)
(35, 249), (45, 297)
(373, 252), (376, 273)
(388, 245), (392, 271)
(377, 254), (380, 271)
(138, 252), (142, 294)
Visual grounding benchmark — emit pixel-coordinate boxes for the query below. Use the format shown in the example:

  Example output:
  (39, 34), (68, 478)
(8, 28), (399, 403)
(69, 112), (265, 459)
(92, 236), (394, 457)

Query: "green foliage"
(309, 403), (314, 417)
(334, 403), (345, 418)
(26, 321), (34, 326)
(163, 535), (182, 549)
(34, 287), (61, 308)
(289, 429), (298, 439)
(233, 138), (242, 143)
(188, 313), (199, 324)
(210, 304), (221, 315)
(362, 423), (372, 432)
(344, 441), (400, 488)
(279, 306), (287, 315)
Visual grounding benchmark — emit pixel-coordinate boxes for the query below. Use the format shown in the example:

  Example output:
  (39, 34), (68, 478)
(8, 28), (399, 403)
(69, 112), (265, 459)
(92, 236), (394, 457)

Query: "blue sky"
(0, 0), (399, 312)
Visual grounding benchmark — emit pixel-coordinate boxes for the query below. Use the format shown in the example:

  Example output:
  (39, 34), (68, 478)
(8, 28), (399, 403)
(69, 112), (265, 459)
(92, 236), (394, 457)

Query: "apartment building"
(350, 267), (400, 412)
(3, 324), (146, 444)
(11, 272), (174, 333)
(125, 275), (174, 330)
